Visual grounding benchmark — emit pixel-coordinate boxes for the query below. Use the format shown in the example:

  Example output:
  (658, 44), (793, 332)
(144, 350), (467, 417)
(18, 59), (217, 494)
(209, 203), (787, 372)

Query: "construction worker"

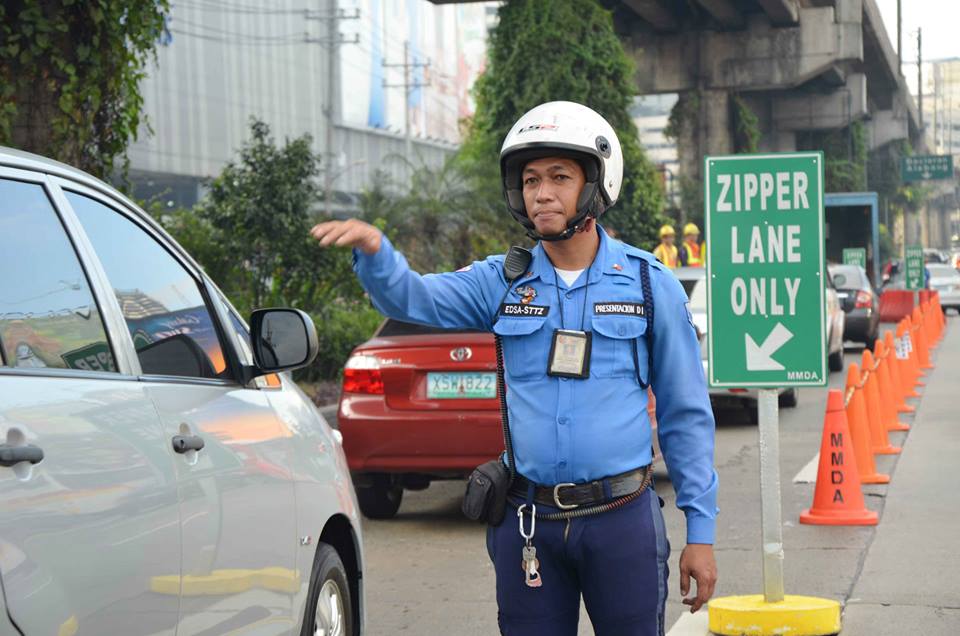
(653, 224), (679, 269)
(679, 222), (704, 267)
(311, 101), (718, 635)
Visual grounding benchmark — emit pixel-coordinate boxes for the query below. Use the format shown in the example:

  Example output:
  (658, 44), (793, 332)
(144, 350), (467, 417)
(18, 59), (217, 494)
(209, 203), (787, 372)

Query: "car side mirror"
(248, 308), (319, 376)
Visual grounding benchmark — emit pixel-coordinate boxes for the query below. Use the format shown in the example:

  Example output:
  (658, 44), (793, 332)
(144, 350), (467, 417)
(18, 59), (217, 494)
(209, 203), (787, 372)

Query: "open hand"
(679, 543), (717, 613)
(310, 219), (382, 255)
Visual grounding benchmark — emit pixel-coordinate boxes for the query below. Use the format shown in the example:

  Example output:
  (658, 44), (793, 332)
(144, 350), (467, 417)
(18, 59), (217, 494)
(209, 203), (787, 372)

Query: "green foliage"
(308, 302), (384, 381)
(878, 223), (894, 264)
(459, 0), (666, 249)
(155, 120), (374, 380)
(0, 0), (169, 179)
(798, 121), (867, 192)
(193, 120), (362, 315)
(358, 155), (519, 272)
(664, 91), (699, 142)
(732, 94), (760, 154)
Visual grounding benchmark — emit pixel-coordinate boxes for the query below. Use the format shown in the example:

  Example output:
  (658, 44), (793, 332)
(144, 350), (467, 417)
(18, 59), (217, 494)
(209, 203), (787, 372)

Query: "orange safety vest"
(653, 243), (679, 269)
(683, 240), (704, 267)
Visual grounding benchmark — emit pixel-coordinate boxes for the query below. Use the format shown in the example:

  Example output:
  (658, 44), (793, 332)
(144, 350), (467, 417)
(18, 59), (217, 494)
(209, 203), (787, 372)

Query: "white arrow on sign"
(745, 322), (794, 371)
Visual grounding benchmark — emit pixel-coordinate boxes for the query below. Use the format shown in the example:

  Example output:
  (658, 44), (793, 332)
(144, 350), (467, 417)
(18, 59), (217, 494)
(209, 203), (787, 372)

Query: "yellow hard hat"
(659, 224), (676, 238)
(683, 222), (700, 236)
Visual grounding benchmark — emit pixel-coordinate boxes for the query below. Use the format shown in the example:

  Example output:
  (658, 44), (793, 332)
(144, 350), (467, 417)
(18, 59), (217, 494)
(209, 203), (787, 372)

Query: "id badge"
(548, 329), (591, 379)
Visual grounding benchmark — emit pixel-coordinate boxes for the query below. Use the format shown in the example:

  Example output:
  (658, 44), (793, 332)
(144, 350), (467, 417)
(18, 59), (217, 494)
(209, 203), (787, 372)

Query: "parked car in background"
(926, 264), (960, 313)
(824, 271), (847, 372)
(923, 248), (948, 264)
(0, 147), (363, 636)
(674, 267), (799, 414)
(339, 318), (660, 519)
(828, 263), (880, 348)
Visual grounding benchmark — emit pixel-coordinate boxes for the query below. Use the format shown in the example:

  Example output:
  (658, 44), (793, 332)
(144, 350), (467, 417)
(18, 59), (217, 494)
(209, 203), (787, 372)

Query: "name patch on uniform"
(500, 303), (550, 317)
(593, 302), (645, 317)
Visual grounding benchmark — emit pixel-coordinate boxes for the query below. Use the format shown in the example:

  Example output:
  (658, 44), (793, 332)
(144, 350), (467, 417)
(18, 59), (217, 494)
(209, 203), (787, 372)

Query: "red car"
(338, 319), (659, 519)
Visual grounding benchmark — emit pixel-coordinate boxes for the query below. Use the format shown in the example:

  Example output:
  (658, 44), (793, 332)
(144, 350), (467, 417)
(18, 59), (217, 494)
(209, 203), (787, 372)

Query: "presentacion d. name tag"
(593, 302), (645, 317)
(500, 303), (550, 317)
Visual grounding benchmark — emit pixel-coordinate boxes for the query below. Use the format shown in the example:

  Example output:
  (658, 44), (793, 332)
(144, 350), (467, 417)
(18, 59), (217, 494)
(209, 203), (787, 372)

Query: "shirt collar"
(513, 225), (635, 290)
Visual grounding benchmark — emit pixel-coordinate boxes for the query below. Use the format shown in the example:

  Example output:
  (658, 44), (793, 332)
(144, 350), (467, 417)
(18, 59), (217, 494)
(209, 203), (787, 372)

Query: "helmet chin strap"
(526, 215), (590, 242)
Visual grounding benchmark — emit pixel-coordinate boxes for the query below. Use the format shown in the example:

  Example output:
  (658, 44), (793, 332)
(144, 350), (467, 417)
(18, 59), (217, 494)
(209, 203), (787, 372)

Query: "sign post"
(705, 153), (838, 634)
(842, 247), (867, 269)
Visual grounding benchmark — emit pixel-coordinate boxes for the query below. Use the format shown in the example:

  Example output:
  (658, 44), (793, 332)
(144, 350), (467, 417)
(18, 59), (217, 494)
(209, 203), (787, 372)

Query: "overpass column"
(674, 89), (733, 222)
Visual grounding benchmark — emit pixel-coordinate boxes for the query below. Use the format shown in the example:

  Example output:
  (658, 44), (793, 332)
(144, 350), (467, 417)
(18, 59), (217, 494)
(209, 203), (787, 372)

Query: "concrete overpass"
(602, 0), (923, 186)
(430, 0), (941, 242)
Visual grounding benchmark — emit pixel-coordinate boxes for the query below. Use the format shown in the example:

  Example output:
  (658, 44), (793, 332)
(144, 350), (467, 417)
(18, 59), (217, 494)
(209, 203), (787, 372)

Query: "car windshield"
(377, 319), (480, 337)
(828, 265), (865, 290)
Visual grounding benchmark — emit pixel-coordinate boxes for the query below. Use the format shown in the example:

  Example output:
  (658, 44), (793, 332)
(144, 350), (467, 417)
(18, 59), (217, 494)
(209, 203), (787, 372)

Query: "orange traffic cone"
(862, 349), (901, 455)
(922, 301), (938, 349)
(912, 309), (934, 369)
(898, 319), (925, 387)
(844, 363), (890, 485)
(875, 339), (909, 432)
(884, 330), (915, 414)
(800, 389), (879, 526)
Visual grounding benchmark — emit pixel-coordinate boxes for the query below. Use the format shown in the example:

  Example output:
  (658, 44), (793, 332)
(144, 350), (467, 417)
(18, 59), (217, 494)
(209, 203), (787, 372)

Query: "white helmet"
(500, 101), (623, 241)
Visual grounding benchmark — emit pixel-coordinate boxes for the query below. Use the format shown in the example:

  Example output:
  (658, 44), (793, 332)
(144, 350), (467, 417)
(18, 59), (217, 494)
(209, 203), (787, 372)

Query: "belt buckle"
(552, 483), (578, 510)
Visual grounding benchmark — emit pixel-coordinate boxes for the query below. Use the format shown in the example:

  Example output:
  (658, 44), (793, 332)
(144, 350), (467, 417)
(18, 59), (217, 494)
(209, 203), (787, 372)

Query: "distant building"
(631, 94), (680, 208)
(127, 0), (496, 213)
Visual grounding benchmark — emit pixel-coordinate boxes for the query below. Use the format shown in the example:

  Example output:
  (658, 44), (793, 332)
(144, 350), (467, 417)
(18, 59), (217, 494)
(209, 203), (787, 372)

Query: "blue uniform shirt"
(353, 226), (719, 544)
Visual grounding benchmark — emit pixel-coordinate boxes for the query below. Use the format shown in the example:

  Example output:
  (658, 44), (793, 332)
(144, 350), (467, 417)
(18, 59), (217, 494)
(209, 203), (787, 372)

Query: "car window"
(377, 319), (479, 336)
(65, 191), (229, 380)
(685, 279), (707, 311)
(828, 265), (864, 289)
(0, 179), (117, 372)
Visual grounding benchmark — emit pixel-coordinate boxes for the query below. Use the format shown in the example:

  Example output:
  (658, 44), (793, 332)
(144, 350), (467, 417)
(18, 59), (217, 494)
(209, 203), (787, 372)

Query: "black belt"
(509, 465), (652, 510)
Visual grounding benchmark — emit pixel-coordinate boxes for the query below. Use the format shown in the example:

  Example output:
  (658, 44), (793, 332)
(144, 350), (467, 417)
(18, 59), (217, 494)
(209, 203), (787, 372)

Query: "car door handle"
(172, 435), (205, 454)
(0, 443), (44, 467)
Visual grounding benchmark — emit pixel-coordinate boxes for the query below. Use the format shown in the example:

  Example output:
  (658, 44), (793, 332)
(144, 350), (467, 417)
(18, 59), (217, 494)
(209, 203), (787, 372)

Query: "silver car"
(926, 264), (960, 313)
(0, 147), (363, 635)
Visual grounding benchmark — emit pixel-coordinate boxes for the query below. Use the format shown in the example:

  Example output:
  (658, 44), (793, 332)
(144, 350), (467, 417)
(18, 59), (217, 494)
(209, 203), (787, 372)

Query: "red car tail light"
(854, 291), (873, 309)
(343, 355), (384, 394)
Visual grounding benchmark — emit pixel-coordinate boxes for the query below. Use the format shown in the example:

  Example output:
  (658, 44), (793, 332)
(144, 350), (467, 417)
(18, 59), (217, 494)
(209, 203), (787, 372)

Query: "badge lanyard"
(547, 257), (594, 379)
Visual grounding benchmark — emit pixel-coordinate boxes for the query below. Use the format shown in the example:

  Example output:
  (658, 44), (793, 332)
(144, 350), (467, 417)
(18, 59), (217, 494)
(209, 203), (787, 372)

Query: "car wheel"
(779, 388), (798, 408)
(356, 475), (403, 519)
(828, 348), (844, 372)
(301, 543), (353, 636)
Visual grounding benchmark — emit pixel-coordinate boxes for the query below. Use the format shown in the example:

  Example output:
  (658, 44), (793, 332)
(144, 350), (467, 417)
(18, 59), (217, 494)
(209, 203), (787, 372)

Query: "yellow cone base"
(708, 594), (841, 636)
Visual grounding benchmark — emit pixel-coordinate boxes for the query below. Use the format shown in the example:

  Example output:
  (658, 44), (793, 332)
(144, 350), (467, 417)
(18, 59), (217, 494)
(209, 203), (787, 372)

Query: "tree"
(0, 0), (169, 178)
(360, 155), (520, 272)
(460, 0), (666, 249)
(192, 119), (358, 314)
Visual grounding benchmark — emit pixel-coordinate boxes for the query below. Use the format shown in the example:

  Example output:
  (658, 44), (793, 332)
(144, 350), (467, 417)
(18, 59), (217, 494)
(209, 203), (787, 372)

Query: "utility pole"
(918, 28), (924, 135)
(383, 40), (430, 168)
(305, 7), (359, 218)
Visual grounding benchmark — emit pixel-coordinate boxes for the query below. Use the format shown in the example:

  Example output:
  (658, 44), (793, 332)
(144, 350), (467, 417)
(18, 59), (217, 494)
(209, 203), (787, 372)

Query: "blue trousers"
(486, 486), (670, 636)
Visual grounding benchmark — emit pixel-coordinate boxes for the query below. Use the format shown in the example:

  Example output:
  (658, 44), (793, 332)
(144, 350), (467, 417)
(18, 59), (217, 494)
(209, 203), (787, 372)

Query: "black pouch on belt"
(462, 458), (511, 525)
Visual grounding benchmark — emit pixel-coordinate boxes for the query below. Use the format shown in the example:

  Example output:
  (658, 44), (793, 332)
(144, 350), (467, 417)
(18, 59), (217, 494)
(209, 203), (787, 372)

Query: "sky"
(876, 0), (960, 63)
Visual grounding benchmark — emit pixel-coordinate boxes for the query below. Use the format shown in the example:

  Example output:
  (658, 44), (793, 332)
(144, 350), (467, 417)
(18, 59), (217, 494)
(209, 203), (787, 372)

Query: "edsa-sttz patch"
(593, 302), (645, 317)
(500, 303), (550, 317)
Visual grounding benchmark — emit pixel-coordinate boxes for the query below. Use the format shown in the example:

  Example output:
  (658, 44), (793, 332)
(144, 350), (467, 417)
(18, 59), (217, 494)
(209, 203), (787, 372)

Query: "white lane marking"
(666, 610), (710, 635)
(793, 452), (820, 483)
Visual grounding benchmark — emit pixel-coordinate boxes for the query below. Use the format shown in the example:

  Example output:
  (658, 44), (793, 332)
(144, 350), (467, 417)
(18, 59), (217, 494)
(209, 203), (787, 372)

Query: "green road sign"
(901, 155), (954, 182)
(705, 152), (827, 388)
(904, 245), (924, 291)
(842, 248), (867, 268)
